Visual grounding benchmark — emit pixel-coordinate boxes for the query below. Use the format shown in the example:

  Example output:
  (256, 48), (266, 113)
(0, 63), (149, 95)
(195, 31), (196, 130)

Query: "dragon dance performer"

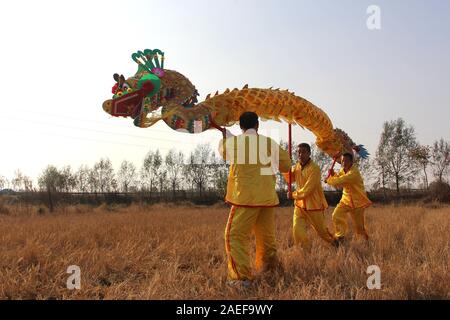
(284, 143), (337, 251)
(219, 112), (291, 287)
(325, 152), (372, 242)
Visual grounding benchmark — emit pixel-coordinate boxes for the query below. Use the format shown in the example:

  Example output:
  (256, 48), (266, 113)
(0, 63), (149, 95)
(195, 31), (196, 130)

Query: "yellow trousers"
(293, 207), (335, 250)
(332, 204), (369, 240)
(224, 206), (277, 281)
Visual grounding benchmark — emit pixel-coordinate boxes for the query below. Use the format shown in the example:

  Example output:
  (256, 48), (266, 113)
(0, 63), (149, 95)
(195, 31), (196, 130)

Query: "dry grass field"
(0, 200), (449, 300)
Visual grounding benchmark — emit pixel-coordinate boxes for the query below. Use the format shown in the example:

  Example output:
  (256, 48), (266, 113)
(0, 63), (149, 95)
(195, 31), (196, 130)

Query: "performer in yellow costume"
(285, 143), (337, 251)
(219, 112), (291, 285)
(326, 152), (372, 242)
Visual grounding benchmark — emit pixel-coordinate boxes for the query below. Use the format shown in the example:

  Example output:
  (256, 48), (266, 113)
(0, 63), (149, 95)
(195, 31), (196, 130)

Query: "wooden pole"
(288, 123), (292, 199)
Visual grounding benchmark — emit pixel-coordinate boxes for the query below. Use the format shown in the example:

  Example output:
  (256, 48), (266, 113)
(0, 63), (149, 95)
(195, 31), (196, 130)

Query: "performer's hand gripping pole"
(326, 156), (338, 181)
(210, 119), (226, 139)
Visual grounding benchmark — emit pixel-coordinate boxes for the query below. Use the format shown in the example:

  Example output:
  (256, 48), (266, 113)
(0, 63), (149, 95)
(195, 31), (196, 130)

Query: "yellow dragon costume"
(102, 49), (368, 159)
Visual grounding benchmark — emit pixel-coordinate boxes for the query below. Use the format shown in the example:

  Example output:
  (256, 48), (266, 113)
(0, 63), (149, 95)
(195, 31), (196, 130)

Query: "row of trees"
(1, 118), (448, 197)
(0, 145), (229, 197)
(373, 119), (448, 193)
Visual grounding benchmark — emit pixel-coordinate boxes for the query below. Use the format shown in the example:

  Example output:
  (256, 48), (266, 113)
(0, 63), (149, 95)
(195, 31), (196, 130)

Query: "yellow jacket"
(283, 160), (328, 211)
(219, 130), (291, 206)
(326, 165), (372, 209)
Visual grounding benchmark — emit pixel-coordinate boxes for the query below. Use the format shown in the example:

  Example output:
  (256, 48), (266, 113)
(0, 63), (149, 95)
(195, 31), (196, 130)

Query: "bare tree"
(152, 150), (165, 195)
(91, 158), (116, 193)
(11, 170), (24, 191)
(38, 165), (62, 212)
(431, 138), (449, 183)
(0, 175), (8, 190)
(185, 143), (213, 197)
(210, 153), (229, 197)
(111, 177), (118, 192)
(141, 151), (156, 195)
(376, 118), (419, 194)
(410, 145), (431, 189)
(75, 165), (90, 193)
(165, 149), (184, 198)
(88, 167), (99, 193)
(60, 165), (76, 193)
(22, 175), (33, 192)
(374, 148), (391, 195)
(10, 170), (33, 191)
(140, 150), (165, 197)
(117, 160), (137, 192)
(158, 170), (167, 196)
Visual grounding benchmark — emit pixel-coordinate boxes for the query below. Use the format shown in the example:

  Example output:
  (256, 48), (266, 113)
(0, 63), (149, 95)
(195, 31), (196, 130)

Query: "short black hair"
(239, 112), (259, 130)
(342, 152), (354, 162)
(297, 143), (311, 153)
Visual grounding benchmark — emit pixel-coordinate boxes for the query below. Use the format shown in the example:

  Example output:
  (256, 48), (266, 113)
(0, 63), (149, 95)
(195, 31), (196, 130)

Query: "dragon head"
(102, 49), (200, 128)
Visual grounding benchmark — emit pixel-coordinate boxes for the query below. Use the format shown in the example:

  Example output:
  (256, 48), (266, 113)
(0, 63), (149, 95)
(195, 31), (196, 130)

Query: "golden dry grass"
(0, 201), (449, 300)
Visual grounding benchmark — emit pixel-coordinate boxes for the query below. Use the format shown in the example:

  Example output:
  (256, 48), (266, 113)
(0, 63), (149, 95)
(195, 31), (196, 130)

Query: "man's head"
(342, 152), (354, 171)
(239, 112), (259, 132)
(297, 143), (311, 165)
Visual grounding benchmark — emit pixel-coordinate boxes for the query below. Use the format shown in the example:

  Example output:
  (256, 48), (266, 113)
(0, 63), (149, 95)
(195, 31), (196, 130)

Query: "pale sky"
(0, 0), (449, 182)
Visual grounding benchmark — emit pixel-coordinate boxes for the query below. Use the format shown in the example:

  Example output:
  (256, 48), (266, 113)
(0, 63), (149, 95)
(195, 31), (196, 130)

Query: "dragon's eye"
(126, 88), (132, 93)
(116, 92), (123, 97)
